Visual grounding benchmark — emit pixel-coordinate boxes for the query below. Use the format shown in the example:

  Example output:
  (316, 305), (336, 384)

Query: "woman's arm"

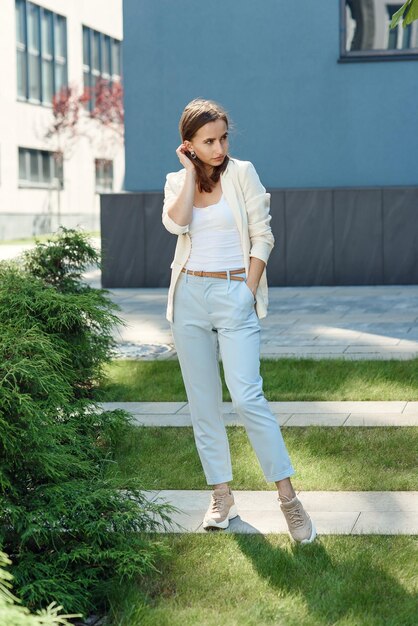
(162, 170), (196, 235)
(239, 161), (275, 293)
(162, 144), (198, 235)
(246, 257), (266, 295)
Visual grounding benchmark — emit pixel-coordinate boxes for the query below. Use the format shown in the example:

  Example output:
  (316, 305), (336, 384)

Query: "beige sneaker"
(278, 494), (317, 544)
(203, 485), (239, 530)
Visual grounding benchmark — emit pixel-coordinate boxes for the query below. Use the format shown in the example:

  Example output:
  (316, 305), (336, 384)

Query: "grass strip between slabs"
(108, 426), (418, 491)
(97, 358), (418, 402)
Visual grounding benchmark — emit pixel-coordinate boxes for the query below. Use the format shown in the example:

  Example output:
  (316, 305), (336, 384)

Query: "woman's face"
(186, 119), (229, 170)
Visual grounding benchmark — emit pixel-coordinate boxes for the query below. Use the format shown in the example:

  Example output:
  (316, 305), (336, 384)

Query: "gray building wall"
(101, 1), (418, 288)
(123, 0), (418, 191)
(101, 186), (418, 287)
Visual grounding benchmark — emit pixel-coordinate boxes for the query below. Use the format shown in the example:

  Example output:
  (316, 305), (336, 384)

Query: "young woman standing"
(162, 98), (316, 544)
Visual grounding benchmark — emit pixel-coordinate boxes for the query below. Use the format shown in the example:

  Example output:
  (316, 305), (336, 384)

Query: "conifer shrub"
(21, 227), (119, 398)
(0, 550), (79, 625)
(0, 230), (179, 618)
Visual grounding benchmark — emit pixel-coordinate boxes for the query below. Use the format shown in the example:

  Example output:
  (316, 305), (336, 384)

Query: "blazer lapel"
(220, 159), (244, 234)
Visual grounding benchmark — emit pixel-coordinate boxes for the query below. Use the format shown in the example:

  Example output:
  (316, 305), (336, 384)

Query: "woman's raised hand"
(176, 143), (197, 172)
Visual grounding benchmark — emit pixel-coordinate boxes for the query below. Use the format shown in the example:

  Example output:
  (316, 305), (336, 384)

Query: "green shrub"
(0, 551), (79, 625)
(20, 227), (121, 398)
(22, 227), (99, 294)
(0, 230), (180, 618)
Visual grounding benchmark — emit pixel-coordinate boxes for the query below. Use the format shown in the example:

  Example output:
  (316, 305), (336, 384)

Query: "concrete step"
(98, 401), (418, 426)
(144, 489), (418, 535)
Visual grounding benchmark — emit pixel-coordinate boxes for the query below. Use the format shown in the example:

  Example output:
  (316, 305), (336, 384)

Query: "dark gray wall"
(101, 187), (418, 287)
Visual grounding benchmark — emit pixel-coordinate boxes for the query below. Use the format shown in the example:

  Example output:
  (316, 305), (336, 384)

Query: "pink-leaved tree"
(80, 78), (124, 184)
(44, 83), (81, 224)
(44, 78), (124, 224)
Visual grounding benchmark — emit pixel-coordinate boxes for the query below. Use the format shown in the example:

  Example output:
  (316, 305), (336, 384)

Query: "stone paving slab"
(100, 401), (188, 414)
(321, 353), (418, 361)
(101, 283), (418, 360)
(350, 512), (418, 535)
(146, 490), (418, 535)
(284, 414), (349, 426)
(69, 269), (418, 358)
(344, 413), (418, 426)
(404, 402), (418, 413)
(5, 249), (416, 359)
(98, 401), (418, 427)
(131, 414), (293, 427)
(266, 401), (409, 413)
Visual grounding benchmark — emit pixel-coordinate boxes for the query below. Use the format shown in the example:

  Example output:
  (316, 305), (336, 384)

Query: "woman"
(162, 98), (316, 544)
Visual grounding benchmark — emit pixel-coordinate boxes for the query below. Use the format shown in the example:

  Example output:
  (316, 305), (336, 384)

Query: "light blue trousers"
(170, 269), (296, 485)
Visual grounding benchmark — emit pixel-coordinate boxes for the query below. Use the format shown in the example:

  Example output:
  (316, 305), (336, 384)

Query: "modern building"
(101, 0), (418, 288)
(0, 0), (123, 240)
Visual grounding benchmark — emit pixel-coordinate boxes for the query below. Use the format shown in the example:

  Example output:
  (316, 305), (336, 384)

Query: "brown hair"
(179, 98), (231, 193)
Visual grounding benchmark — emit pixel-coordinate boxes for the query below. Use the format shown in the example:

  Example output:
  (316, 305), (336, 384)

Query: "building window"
(95, 159), (113, 192)
(15, 0), (68, 104)
(18, 147), (63, 188)
(340, 0), (418, 61)
(83, 26), (122, 109)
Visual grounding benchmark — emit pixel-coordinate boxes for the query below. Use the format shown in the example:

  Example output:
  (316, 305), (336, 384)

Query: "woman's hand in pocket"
(245, 279), (258, 297)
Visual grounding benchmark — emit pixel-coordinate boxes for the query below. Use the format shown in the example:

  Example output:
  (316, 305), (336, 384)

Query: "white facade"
(0, 0), (124, 240)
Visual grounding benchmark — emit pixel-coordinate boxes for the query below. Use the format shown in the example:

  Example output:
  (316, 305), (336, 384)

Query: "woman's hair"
(179, 98), (231, 193)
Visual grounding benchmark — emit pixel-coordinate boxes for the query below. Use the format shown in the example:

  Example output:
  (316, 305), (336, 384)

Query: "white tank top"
(184, 194), (245, 271)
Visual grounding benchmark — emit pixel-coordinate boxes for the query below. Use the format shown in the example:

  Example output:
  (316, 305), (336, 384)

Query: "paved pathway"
(145, 489), (418, 535)
(98, 401), (418, 426)
(104, 283), (418, 360)
(2, 243), (417, 360)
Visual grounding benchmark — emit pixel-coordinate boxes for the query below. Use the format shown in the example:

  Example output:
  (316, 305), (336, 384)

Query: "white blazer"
(162, 156), (275, 322)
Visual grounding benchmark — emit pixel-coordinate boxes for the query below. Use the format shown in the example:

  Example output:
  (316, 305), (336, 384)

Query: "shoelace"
(210, 493), (227, 513)
(285, 504), (305, 528)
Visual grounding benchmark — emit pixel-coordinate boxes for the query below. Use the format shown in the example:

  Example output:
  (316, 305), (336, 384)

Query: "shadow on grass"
(233, 534), (418, 625)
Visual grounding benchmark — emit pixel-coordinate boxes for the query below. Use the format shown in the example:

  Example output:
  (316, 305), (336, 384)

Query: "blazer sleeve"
(239, 161), (275, 265)
(162, 172), (190, 235)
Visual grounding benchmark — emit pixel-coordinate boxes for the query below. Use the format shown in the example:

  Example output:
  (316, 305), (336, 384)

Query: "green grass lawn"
(108, 425), (418, 491)
(108, 535), (418, 626)
(97, 358), (418, 402)
(100, 358), (418, 625)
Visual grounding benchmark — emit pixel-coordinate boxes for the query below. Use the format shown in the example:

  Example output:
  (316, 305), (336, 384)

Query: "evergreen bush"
(0, 550), (79, 625)
(0, 229), (179, 619)
(21, 227), (120, 398)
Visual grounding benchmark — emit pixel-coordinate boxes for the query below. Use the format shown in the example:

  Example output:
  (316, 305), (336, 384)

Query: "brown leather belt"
(181, 267), (246, 281)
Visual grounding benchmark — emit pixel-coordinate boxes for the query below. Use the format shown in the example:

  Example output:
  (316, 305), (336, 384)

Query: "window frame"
(82, 25), (122, 111)
(94, 158), (113, 193)
(15, 0), (68, 105)
(18, 147), (64, 189)
(339, 0), (418, 63)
